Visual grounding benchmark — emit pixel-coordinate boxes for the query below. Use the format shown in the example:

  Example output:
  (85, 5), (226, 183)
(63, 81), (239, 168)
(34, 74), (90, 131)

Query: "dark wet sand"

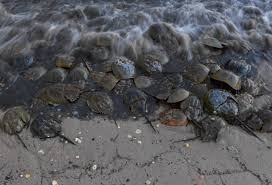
(1, 115), (272, 185)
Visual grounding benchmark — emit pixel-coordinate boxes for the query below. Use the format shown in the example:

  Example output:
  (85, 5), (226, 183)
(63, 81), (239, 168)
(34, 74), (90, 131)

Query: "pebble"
(184, 143), (190, 148)
(92, 164), (97, 170)
(75, 155), (80, 159)
(145, 180), (151, 185)
(137, 140), (142, 144)
(75, 138), (82, 144)
(135, 129), (142, 134)
(52, 180), (59, 185)
(38, 149), (45, 155)
(25, 173), (31, 179)
(128, 134), (132, 139)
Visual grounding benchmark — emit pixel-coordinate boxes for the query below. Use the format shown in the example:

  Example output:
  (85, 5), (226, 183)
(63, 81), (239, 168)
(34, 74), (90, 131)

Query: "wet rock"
(185, 63), (210, 83)
(0, 106), (30, 135)
(134, 76), (153, 89)
(198, 115), (226, 142)
(87, 92), (114, 115)
(44, 68), (67, 83)
(83, 5), (104, 20)
(30, 114), (61, 139)
(24, 66), (47, 81)
(124, 88), (148, 115)
(55, 55), (75, 69)
(91, 72), (119, 91)
(68, 64), (89, 82)
(167, 88), (190, 103)
(225, 59), (251, 76)
(180, 96), (203, 121)
(204, 89), (238, 117)
(112, 56), (136, 79)
(211, 69), (241, 90)
(160, 109), (188, 126)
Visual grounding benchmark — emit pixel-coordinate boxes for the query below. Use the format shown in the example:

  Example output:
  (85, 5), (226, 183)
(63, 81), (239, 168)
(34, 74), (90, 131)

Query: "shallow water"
(0, 0), (272, 113)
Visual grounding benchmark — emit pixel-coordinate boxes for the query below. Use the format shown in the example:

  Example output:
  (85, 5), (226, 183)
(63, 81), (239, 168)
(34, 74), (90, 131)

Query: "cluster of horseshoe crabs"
(1, 2), (272, 143)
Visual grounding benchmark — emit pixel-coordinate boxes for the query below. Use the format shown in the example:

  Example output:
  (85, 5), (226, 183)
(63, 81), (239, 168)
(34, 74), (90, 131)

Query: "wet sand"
(0, 116), (272, 185)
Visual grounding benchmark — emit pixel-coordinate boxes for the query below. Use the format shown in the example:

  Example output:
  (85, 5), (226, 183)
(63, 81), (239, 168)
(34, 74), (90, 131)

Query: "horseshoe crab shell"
(211, 69), (241, 90)
(142, 74), (183, 100)
(24, 66), (47, 81)
(87, 92), (114, 115)
(160, 109), (188, 126)
(68, 65), (89, 82)
(55, 55), (75, 69)
(204, 89), (238, 117)
(167, 88), (190, 103)
(36, 84), (83, 105)
(112, 56), (136, 79)
(200, 37), (223, 49)
(124, 88), (148, 115)
(185, 63), (210, 83)
(30, 113), (61, 139)
(91, 71), (119, 91)
(44, 68), (67, 83)
(0, 106), (30, 135)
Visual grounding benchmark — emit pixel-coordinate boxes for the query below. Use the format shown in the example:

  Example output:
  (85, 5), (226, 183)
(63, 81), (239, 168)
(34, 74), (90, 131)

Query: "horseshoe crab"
(211, 69), (241, 90)
(36, 84), (83, 105)
(167, 88), (190, 103)
(197, 115), (226, 142)
(204, 89), (238, 117)
(44, 68), (67, 83)
(185, 63), (210, 83)
(24, 66), (47, 81)
(200, 37), (223, 49)
(142, 73), (183, 100)
(68, 64), (89, 82)
(111, 56), (136, 79)
(30, 113), (61, 139)
(180, 96), (203, 122)
(0, 106), (30, 135)
(138, 54), (163, 74)
(87, 92), (114, 115)
(124, 88), (148, 115)
(134, 76), (153, 89)
(160, 109), (188, 126)
(90, 71), (119, 91)
(90, 46), (110, 62)
(225, 59), (251, 76)
(55, 55), (75, 69)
